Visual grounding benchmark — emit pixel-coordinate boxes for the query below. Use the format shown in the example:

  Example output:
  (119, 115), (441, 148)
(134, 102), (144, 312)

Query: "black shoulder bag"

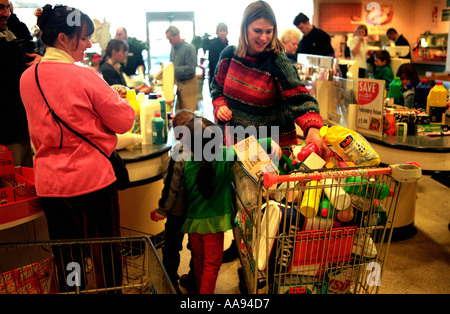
(34, 63), (130, 190)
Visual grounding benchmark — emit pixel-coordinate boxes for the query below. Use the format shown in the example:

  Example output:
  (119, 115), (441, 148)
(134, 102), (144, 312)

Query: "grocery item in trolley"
(319, 125), (380, 166)
(254, 200), (282, 271)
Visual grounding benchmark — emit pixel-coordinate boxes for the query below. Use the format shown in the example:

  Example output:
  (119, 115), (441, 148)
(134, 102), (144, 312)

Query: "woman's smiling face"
(246, 18), (274, 56)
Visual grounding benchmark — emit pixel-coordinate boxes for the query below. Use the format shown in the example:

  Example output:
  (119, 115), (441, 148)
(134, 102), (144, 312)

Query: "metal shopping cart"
(0, 236), (176, 294)
(232, 162), (421, 294)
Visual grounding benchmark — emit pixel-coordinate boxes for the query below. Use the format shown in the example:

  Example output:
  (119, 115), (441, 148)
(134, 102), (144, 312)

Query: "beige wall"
(314, 0), (449, 57)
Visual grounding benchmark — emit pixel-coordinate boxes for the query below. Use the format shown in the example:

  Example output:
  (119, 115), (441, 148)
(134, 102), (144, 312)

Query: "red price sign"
(358, 81), (380, 105)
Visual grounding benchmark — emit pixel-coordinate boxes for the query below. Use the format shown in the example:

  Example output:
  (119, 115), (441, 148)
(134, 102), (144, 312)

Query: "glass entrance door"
(146, 12), (195, 76)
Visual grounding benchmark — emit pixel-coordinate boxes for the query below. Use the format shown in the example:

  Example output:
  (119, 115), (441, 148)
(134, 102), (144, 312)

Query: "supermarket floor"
(179, 80), (450, 294)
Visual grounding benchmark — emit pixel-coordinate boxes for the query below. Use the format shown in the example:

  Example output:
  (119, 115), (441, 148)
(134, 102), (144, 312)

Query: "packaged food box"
(0, 146), (41, 227)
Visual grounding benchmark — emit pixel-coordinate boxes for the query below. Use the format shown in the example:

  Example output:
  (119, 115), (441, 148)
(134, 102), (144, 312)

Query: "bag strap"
(34, 62), (109, 159)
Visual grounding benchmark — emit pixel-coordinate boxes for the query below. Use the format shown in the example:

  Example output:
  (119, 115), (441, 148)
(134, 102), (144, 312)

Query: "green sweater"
(371, 64), (394, 87)
(181, 138), (271, 234)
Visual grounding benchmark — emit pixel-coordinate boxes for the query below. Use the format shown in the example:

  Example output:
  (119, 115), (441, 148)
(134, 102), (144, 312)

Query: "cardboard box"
(0, 257), (55, 294)
(233, 136), (279, 183)
(0, 146), (41, 226)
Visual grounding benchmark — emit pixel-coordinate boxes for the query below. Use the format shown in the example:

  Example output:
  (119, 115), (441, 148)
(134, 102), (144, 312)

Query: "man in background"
(1, 0), (40, 166)
(208, 23), (228, 91)
(115, 27), (145, 76)
(293, 12), (334, 57)
(166, 26), (198, 113)
(386, 28), (411, 59)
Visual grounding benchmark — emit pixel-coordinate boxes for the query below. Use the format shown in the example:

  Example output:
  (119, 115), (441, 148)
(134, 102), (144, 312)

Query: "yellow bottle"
(426, 82), (447, 125)
(299, 181), (323, 218)
(126, 89), (140, 133)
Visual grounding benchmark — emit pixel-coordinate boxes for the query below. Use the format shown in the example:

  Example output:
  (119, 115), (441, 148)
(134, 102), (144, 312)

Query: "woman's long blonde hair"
(235, 0), (285, 58)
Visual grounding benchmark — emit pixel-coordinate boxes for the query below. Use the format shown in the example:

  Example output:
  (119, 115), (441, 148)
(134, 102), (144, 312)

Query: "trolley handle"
(263, 167), (393, 187)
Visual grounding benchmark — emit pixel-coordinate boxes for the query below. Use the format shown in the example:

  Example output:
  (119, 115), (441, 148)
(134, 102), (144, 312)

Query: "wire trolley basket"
(0, 236), (176, 294)
(232, 162), (421, 294)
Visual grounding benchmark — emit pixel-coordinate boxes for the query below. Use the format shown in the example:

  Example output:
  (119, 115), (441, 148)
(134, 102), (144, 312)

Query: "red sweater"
(20, 61), (135, 197)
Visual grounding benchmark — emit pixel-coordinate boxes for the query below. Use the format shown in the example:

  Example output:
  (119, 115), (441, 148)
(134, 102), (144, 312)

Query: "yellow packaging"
(426, 82), (447, 125)
(126, 89), (140, 133)
(319, 125), (380, 166)
(299, 181), (323, 218)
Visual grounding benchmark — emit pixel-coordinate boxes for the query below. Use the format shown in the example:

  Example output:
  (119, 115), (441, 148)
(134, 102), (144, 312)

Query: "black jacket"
(208, 37), (228, 81)
(121, 43), (145, 76)
(0, 14), (34, 145)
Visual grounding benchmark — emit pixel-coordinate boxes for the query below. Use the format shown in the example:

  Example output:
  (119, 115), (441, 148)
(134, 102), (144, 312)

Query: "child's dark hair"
(375, 50), (391, 65)
(396, 63), (420, 87)
(37, 4), (94, 48)
(173, 109), (196, 140)
(184, 117), (220, 199)
(105, 39), (128, 58)
(173, 109), (196, 128)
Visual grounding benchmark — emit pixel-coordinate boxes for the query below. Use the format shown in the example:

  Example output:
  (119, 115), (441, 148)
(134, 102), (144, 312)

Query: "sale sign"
(356, 79), (385, 136)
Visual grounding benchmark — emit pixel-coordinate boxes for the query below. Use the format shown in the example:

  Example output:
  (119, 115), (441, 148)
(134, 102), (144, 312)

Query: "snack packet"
(319, 125), (380, 166)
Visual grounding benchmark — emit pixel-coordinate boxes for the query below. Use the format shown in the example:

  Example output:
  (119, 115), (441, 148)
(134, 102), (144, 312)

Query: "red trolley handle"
(263, 167), (393, 188)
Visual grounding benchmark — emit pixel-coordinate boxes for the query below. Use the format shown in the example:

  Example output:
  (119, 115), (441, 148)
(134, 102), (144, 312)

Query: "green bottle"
(344, 177), (393, 200)
(388, 76), (403, 105)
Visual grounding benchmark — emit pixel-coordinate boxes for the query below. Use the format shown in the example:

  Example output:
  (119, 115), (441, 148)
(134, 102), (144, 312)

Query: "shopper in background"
(115, 26), (145, 76)
(150, 109), (196, 294)
(370, 50), (394, 86)
(280, 28), (301, 63)
(211, 1), (329, 159)
(0, 0), (41, 167)
(208, 23), (228, 91)
(166, 26), (198, 113)
(396, 63), (420, 90)
(20, 4), (135, 293)
(349, 24), (369, 78)
(293, 12), (334, 57)
(386, 28), (411, 59)
(98, 38), (128, 86)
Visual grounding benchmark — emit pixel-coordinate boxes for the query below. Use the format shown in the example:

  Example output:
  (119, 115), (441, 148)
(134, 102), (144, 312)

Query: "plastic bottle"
(152, 113), (165, 144)
(126, 89), (140, 134)
(383, 108), (396, 136)
(157, 93), (168, 142)
(403, 83), (415, 109)
(414, 79), (431, 110)
(344, 177), (393, 200)
(299, 181), (323, 218)
(297, 143), (319, 162)
(319, 198), (333, 218)
(140, 94), (161, 145)
(426, 81), (447, 125)
(388, 77), (403, 104)
(320, 178), (351, 210)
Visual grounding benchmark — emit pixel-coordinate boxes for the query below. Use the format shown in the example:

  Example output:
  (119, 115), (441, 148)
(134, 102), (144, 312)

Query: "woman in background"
(349, 24), (369, 78)
(280, 28), (301, 63)
(99, 38), (129, 86)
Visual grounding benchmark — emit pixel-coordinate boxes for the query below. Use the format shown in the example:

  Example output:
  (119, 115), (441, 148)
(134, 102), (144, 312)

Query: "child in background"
(371, 50), (394, 86)
(180, 116), (280, 294)
(396, 63), (420, 90)
(150, 109), (196, 293)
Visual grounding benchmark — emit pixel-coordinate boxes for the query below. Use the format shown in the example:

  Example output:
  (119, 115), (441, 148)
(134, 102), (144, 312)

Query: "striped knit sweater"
(211, 45), (323, 147)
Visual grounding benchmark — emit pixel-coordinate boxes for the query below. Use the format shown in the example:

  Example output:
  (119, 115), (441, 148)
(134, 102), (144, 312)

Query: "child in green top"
(179, 116), (278, 293)
(371, 50), (394, 87)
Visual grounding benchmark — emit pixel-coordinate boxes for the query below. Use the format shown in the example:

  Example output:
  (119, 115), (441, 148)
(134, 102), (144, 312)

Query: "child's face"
(374, 57), (386, 67)
(400, 74), (410, 88)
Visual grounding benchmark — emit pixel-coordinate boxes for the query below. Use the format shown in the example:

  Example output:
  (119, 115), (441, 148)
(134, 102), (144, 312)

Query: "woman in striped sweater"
(211, 0), (329, 159)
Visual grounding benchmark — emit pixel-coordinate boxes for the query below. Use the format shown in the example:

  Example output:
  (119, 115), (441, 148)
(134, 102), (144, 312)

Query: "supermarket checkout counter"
(359, 131), (450, 173)
(117, 142), (171, 237)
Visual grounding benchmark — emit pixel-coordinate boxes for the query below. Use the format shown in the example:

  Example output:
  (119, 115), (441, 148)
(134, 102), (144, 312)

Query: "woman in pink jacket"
(20, 5), (135, 293)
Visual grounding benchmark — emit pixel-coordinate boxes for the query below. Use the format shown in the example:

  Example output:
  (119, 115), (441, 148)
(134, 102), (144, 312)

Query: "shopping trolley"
(232, 162), (421, 294)
(0, 236), (176, 294)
